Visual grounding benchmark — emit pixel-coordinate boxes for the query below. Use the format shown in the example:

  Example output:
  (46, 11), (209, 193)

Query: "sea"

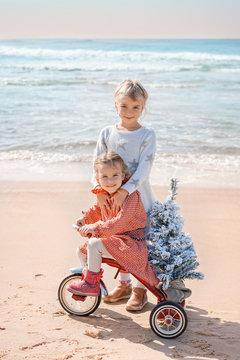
(0, 39), (240, 187)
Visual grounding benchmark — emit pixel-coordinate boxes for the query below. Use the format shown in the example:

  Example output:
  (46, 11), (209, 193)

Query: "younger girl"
(92, 80), (156, 310)
(67, 152), (159, 302)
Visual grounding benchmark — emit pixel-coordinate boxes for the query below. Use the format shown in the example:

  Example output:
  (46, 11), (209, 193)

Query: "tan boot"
(125, 287), (148, 311)
(103, 282), (132, 303)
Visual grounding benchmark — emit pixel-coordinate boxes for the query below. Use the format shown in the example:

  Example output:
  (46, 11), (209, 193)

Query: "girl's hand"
(112, 188), (128, 214)
(75, 217), (85, 226)
(96, 192), (111, 212)
(79, 224), (95, 237)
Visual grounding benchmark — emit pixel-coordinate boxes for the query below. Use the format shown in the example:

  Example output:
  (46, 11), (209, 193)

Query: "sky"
(0, 0), (239, 39)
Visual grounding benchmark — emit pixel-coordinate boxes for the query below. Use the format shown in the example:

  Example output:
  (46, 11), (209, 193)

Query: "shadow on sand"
(70, 302), (240, 360)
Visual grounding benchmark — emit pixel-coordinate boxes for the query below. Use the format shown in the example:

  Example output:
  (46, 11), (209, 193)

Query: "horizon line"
(0, 37), (240, 40)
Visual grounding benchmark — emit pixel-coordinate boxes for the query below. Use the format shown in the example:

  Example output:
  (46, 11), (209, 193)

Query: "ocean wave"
(1, 150), (239, 187)
(88, 80), (198, 88)
(0, 78), (86, 86)
(1, 63), (239, 75)
(2, 140), (97, 153)
(1, 45), (240, 63)
(154, 153), (240, 173)
(0, 150), (92, 163)
(1, 150), (239, 173)
(0, 77), (199, 88)
(213, 68), (240, 72)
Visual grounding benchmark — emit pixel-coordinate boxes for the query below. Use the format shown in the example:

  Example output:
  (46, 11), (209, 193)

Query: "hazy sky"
(0, 0), (239, 39)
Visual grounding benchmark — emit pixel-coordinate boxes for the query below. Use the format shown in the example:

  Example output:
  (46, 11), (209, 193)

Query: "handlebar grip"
(72, 224), (92, 238)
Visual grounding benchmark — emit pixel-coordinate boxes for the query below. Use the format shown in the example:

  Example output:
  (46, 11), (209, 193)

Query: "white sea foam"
(0, 150), (92, 163)
(0, 77), (200, 88)
(1, 150), (239, 169)
(0, 150), (239, 187)
(1, 43), (239, 74)
(1, 45), (240, 62)
(154, 153), (240, 174)
(152, 153), (240, 188)
(2, 63), (239, 76)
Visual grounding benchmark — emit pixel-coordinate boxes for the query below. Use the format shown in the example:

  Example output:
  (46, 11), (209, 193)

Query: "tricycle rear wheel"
(150, 301), (187, 338)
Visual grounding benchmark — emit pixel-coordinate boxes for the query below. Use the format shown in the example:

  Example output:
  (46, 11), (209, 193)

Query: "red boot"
(67, 268), (103, 296)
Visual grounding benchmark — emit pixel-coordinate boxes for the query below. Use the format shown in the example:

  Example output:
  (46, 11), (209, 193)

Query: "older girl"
(92, 80), (156, 310)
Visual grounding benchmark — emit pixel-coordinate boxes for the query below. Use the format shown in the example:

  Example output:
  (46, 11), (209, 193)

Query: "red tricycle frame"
(58, 256), (188, 338)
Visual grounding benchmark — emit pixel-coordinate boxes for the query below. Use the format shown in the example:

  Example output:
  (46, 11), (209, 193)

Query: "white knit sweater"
(94, 124), (156, 212)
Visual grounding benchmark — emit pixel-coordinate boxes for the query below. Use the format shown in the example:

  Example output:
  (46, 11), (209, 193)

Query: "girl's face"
(96, 162), (125, 194)
(115, 95), (145, 128)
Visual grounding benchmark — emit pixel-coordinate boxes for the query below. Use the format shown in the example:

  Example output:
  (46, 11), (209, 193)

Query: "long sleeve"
(95, 127), (108, 157)
(92, 191), (147, 238)
(91, 127), (109, 186)
(82, 204), (102, 224)
(122, 129), (156, 194)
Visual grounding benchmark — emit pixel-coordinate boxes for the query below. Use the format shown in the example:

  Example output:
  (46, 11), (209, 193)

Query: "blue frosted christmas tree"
(147, 179), (204, 290)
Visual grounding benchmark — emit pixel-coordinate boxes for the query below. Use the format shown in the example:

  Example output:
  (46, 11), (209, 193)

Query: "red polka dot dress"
(79, 190), (159, 287)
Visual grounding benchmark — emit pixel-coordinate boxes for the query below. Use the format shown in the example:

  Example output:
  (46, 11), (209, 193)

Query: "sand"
(0, 181), (240, 360)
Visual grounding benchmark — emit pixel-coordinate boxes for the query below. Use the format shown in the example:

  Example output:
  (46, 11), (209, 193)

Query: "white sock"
(119, 274), (145, 289)
(135, 280), (145, 289)
(119, 272), (131, 285)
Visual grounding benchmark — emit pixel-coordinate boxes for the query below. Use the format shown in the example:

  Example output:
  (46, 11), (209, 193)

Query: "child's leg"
(125, 286), (148, 311)
(134, 280), (145, 289)
(102, 271), (145, 305)
(119, 272), (131, 285)
(87, 237), (112, 272)
(124, 221), (148, 309)
(76, 247), (87, 268)
(67, 238), (109, 296)
(118, 222), (150, 290)
(84, 244), (141, 287)
(103, 273), (132, 303)
(125, 272), (147, 311)
(103, 269), (132, 303)
(119, 275), (144, 289)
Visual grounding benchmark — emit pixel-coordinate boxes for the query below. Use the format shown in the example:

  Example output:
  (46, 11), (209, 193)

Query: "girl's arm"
(121, 129), (156, 195)
(92, 128), (112, 211)
(81, 204), (102, 225)
(92, 128), (108, 188)
(90, 192), (147, 238)
(111, 188), (129, 214)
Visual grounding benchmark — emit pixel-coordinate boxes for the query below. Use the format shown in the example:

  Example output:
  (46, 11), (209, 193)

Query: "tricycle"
(58, 256), (187, 339)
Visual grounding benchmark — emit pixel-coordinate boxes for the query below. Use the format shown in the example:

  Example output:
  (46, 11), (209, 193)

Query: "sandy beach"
(0, 181), (240, 360)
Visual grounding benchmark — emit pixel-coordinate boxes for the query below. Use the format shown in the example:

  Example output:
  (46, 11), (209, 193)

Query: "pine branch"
(170, 178), (178, 201)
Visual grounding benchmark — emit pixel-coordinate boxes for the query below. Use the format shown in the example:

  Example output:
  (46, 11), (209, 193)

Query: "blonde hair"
(114, 79), (148, 105)
(94, 152), (128, 175)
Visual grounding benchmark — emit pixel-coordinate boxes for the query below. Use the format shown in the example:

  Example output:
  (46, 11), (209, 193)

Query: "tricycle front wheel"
(58, 273), (101, 316)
